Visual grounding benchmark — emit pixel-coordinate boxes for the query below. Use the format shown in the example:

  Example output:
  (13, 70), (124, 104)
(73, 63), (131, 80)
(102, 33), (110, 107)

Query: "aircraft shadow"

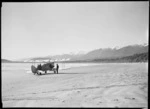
(38, 72), (84, 76)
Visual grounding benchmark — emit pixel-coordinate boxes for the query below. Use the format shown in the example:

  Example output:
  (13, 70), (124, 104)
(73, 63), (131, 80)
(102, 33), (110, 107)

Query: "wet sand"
(2, 63), (148, 108)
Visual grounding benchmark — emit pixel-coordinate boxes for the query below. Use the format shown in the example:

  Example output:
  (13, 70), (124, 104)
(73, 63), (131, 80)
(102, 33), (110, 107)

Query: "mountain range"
(17, 43), (148, 62)
(75, 44), (148, 61)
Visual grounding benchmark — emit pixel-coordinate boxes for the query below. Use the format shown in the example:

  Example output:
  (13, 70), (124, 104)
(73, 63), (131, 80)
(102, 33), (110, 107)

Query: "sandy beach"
(2, 63), (148, 108)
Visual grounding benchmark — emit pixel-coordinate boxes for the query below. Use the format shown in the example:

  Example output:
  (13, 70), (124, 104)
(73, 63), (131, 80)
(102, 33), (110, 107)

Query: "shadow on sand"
(37, 72), (85, 76)
(56, 73), (83, 74)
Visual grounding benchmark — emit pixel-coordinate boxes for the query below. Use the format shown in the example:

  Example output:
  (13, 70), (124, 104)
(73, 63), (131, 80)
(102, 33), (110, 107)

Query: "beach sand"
(2, 63), (148, 108)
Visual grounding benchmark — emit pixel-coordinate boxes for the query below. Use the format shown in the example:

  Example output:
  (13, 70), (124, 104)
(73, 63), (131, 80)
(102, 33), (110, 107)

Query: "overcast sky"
(2, 2), (149, 60)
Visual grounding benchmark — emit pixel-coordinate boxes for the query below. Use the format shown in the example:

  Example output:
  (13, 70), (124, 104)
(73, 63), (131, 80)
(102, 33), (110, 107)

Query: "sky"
(2, 2), (149, 60)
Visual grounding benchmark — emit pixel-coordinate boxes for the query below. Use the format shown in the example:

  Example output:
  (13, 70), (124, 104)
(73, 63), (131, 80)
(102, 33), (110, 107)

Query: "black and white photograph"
(2, 1), (148, 108)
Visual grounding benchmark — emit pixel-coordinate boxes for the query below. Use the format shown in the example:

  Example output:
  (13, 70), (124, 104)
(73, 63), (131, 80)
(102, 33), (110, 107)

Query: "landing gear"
(37, 71), (41, 75)
(53, 68), (57, 74)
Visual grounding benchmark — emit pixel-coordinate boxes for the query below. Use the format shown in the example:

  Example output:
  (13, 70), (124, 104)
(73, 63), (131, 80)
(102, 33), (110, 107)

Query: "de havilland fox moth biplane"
(31, 62), (57, 75)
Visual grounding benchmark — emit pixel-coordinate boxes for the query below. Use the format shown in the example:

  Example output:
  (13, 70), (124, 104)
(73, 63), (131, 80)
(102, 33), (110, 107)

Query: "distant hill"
(1, 59), (12, 63)
(92, 52), (148, 63)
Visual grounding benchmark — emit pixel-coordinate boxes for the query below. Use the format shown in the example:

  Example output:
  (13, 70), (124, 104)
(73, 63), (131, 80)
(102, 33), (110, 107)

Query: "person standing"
(56, 64), (59, 74)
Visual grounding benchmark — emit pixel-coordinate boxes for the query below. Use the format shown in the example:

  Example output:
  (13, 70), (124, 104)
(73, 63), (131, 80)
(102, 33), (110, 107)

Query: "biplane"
(31, 62), (57, 75)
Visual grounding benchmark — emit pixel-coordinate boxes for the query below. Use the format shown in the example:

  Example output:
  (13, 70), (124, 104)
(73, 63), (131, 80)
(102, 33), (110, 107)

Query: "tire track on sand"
(3, 83), (146, 101)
